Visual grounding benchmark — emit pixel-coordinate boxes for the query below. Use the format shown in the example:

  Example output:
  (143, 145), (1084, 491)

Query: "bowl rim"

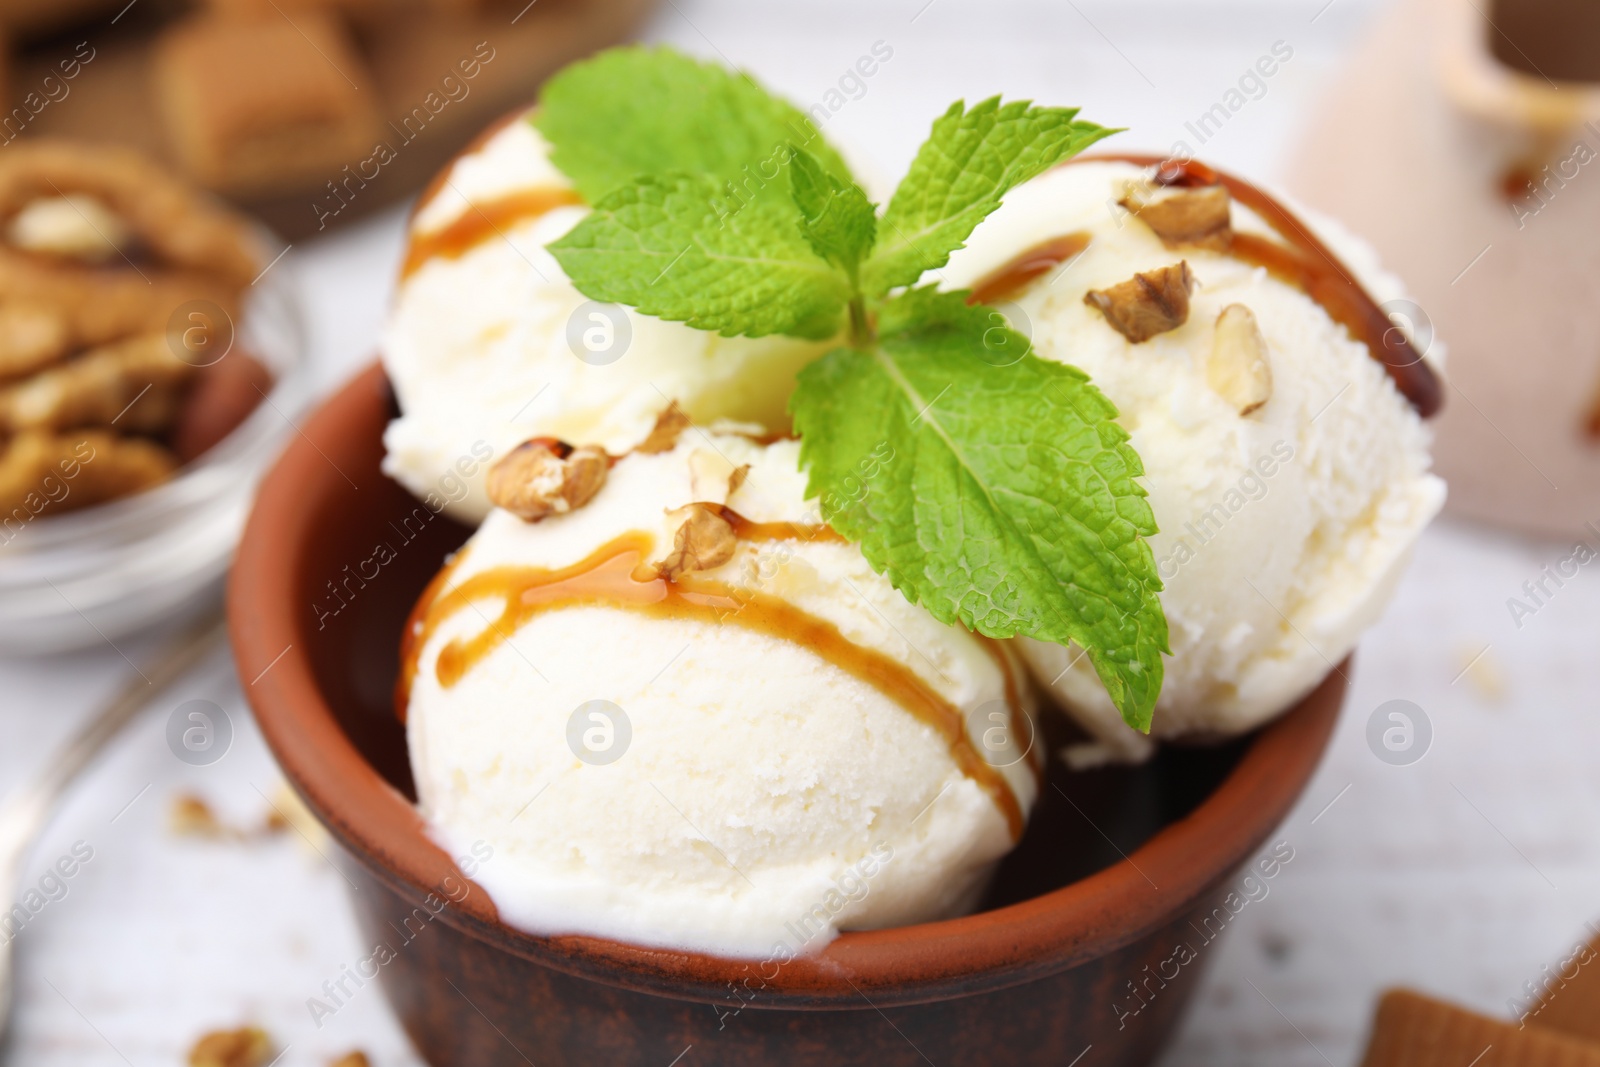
(230, 361), (1343, 1008)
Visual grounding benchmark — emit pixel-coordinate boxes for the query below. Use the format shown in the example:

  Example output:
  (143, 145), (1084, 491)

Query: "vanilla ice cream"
(938, 160), (1445, 762)
(382, 111), (835, 522)
(402, 431), (1040, 957)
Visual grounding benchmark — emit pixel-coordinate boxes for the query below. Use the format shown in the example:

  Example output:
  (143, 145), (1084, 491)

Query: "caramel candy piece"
(1358, 989), (1600, 1067)
(1084, 261), (1195, 343)
(487, 438), (608, 522)
(1526, 931), (1600, 1043)
(155, 13), (380, 196)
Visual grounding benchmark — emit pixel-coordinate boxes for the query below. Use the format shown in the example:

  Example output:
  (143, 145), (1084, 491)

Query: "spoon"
(0, 611), (227, 1040)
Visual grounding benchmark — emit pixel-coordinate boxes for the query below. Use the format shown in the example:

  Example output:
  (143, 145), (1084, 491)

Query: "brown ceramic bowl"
(230, 363), (1345, 1067)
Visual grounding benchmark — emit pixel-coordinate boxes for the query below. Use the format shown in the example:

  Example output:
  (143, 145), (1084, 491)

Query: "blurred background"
(3, 0), (1599, 1064)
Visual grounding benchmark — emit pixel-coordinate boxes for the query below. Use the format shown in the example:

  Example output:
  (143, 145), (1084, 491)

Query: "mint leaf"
(790, 147), (876, 278)
(548, 171), (849, 340)
(535, 46), (855, 204)
(862, 98), (1117, 297)
(790, 287), (1167, 729)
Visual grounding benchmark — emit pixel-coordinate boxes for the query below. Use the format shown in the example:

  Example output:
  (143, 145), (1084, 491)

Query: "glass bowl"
(0, 263), (308, 655)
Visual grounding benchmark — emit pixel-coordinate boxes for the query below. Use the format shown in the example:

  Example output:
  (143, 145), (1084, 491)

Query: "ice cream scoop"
(401, 428), (1040, 957)
(936, 158), (1444, 763)
(382, 111), (833, 523)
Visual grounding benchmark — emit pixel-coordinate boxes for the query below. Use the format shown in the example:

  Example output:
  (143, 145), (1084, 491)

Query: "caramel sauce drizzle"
(714, 504), (847, 545)
(395, 545), (471, 723)
(401, 531), (1025, 839)
(980, 155), (1443, 418)
(1128, 154), (1441, 418)
(401, 187), (583, 279)
(968, 231), (1092, 306)
(977, 641), (1044, 788)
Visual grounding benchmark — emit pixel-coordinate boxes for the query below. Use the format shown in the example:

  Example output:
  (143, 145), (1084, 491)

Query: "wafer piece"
(1527, 931), (1600, 1044)
(0, 430), (176, 518)
(0, 333), (193, 435)
(1359, 989), (1600, 1067)
(155, 13), (380, 196)
(0, 304), (71, 381)
(0, 140), (261, 285)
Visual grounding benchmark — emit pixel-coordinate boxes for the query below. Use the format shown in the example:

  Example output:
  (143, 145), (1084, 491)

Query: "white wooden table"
(6, 2), (1598, 1064)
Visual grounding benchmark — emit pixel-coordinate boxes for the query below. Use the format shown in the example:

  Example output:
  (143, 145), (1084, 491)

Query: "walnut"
(0, 332), (192, 434)
(170, 793), (227, 838)
(688, 448), (749, 505)
(1084, 261), (1195, 343)
(655, 503), (737, 580)
(1208, 304), (1273, 415)
(637, 400), (691, 454)
(486, 438), (608, 522)
(0, 304), (70, 381)
(187, 1026), (272, 1067)
(0, 430), (176, 515)
(7, 194), (132, 262)
(1118, 181), (1232, 250)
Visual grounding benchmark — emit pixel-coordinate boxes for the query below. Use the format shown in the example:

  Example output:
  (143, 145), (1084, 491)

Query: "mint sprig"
(535, 47), (1168, 730)
(863, 99), (1119, 297)
(789, 147), (877, 281)
(792, 289), (1167, 728)
(548, 173), (849, 339)
(534, 46), (854, 204)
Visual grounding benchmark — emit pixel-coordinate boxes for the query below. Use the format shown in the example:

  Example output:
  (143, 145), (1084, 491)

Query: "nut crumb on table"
(187, 1026), (273, 1067)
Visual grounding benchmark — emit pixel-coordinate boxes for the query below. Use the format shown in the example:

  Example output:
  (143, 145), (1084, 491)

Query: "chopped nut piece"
(170, 793), (227, 838)
(187, 1026), (272, 1067)
(8, 194), (133, 262)
(688, 448), (747, 505)
(1207, 304), (1273, 415)
(0, 141), (261, 285)
(0, 430), (177, 515)
(486, 438), (608, 522)
(637, 400), (690, 454)
(0, 304), (70, 381)
(1084, 261), (1195, 343)
(1455, 641), (1506, 702)
(1118, 181), (1232, 250)
(655, 503), (738, 580)
(0, 332), (193, 435)
(329, 1054), (370, 1067)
